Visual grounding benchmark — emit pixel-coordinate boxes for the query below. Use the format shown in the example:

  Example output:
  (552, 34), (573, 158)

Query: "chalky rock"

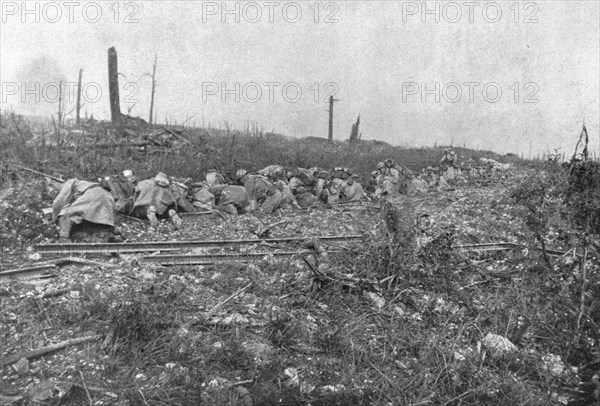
(12, 357), (29, 375)
(482, 333), (518, 357)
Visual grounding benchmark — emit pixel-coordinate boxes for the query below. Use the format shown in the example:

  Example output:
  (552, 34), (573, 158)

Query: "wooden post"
(57, 80), (63, 128)
(328, 96), (334, 143)
(149, 53), (157, 124)
(76, 68), (82, 125)
(108, 47), (121, 124)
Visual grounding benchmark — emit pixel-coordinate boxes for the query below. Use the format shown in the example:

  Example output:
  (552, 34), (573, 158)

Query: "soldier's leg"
(147, 206), (158, 227)
(168, 209), (183, 230)
(57, 216), (73, 242)
(260, 191), (283, 214)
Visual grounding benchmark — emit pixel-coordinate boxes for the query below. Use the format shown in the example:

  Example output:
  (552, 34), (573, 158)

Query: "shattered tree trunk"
(349, 115), (360, 145)
(76, 68), (82, 125)
(328, 96), (334, 143)
(108, 47), (121, 124)
(57, 80), (63, 128)
(149, 53), (157, 125)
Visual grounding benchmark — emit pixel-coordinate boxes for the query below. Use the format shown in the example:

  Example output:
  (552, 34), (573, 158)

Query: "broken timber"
(0, 264), (56, 278)
(35, 235), (364, 255)
(8, 163), (64, 183)
(0, 335), (100, 369)
(452, 242), (583, 258)
(142, 251), (312, 266)
(0, 257), (118, 278)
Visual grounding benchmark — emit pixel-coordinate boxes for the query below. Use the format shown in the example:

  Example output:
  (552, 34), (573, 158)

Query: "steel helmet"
(377, 162), (385, 169)
(236, 169), (248, 180)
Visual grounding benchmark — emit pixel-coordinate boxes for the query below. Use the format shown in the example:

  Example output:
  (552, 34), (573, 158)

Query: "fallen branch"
(78, 370), (94, 406)
(36, 236), (362, 257)
(0, 264), (56, 278)
(205, 283), (252, 318)
(1, 257), (115, 278)
(0, 394), (23, 403)
(38, 288), (70, 299)
(142, 251), (312, 266)
(254, 219), (288, 238)
(162, 126), (191, 144)
(9, 163), (64, 183)
(115, 211), (145, 224)
(52, 257), (118, 268)
(0, 335), (100, 369)
(180, 210), (214, 217)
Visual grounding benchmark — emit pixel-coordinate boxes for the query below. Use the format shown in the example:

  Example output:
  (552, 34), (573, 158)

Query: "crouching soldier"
(52, 178), (116, 242)
(376, 159), (402, 197)
(340, 176), (364, 201)
(131, 172), (182, 229)
(236, 169), (283, 214)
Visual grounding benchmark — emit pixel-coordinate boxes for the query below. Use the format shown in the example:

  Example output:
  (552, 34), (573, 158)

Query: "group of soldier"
(51, 150), (492, 241)
(51, 162), (405, 242)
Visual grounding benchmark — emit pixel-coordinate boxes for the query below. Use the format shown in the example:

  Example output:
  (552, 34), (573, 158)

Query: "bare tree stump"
(108, 47), (121, 124)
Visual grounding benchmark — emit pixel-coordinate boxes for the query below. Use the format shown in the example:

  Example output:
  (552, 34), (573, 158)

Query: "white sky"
(1, 0), (599, 156)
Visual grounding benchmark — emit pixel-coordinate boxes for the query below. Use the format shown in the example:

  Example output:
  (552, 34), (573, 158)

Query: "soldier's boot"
(147, 206), (159, 228)
(57, 216), (72, 242)
(169, 209), (182, 230)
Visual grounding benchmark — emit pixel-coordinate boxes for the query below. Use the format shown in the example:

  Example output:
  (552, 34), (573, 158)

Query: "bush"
(565, 161), (600, 234)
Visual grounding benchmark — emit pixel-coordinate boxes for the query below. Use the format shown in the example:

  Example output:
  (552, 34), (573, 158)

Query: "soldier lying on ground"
(52, 178), (117, 242)
(208, 183), (250, 215)
(105, 170), (138, 214)
(169, 177), (196, 213)
(236, 169), (283, 214)
(319, 167), (355, 203)
(339, 175), (364, 201)
(287, 168), (318, 208)
(320, 178), (344, 204)
(310, 168), (330, 197)
(273, 179), (299, 209)
(258, 165), (286, 182)
(189, 182), (216, 211)
(130, 172), (183, 229)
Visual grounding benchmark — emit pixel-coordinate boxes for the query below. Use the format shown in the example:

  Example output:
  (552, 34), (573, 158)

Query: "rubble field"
(0, 115), (598, 406)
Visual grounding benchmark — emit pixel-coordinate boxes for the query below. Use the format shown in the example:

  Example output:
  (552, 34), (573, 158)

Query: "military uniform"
(238, 170), (283, 214)
(52, 179), (115, 241)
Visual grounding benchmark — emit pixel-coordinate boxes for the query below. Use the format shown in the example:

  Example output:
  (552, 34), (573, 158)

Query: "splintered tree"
(571, 124), (589, 163)
(108, 47), (121, 124)
(327, 95), (339, 143)
(349, 115), (360, 145)
(76, 68), (82, 125)
(149, 53), (157, 125)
